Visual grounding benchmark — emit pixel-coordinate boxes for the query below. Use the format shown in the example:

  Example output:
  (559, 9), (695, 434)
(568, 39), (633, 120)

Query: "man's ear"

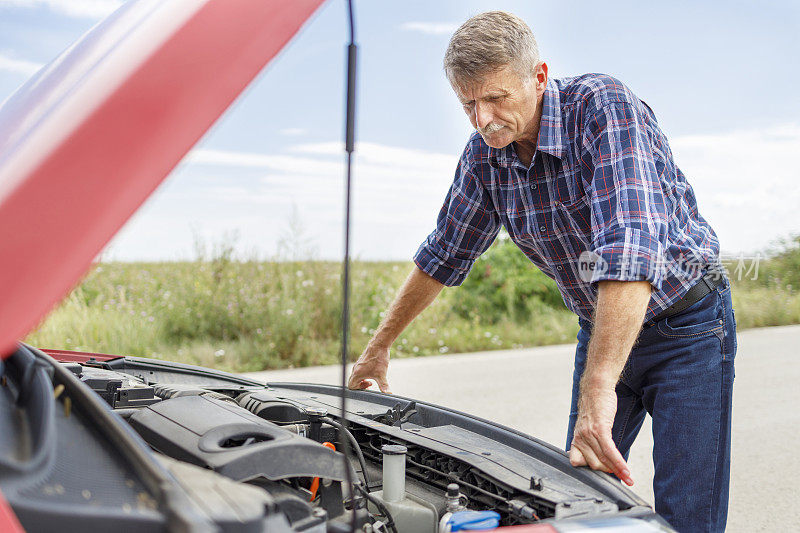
(536, 62), (549, 95)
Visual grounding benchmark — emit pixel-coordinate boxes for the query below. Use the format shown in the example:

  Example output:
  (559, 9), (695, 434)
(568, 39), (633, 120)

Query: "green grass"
(24, 236), (800, 372)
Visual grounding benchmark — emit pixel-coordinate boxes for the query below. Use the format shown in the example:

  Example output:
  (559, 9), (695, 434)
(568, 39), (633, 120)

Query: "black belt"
(644, 266), (726, 328)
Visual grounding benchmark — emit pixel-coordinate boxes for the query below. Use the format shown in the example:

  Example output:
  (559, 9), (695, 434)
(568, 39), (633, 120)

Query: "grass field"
(25, 236), (800, 372)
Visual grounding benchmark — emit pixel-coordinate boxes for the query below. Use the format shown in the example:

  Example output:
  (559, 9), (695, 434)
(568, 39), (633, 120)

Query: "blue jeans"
(566, 279), (737, 533)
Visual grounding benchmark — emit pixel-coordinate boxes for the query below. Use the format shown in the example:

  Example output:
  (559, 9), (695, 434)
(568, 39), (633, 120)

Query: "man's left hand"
(569, 380), (634, 486)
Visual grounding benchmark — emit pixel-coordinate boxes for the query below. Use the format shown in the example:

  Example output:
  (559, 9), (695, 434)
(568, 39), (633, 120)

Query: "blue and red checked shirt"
(414, 73), (721, 323)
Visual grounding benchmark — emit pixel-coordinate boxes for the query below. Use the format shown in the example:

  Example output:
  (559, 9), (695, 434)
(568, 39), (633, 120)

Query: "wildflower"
(214, 349), (225, 357)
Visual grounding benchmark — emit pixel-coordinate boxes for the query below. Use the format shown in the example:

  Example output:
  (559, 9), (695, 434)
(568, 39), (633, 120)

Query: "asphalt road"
(244, 324), (800, 532)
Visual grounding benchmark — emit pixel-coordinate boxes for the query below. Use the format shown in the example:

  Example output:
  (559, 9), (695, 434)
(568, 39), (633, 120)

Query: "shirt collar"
(488, 78), (565, 168)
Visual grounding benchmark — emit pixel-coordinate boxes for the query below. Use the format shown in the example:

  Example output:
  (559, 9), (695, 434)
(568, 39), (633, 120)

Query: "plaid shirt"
(414, 74), (720, 322)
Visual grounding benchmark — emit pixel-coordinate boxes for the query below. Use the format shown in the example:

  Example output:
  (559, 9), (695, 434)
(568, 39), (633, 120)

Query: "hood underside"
(0, 0), (324, 356)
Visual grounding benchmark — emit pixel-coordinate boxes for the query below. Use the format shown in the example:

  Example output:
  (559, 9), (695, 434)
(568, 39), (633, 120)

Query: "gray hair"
(444, 11), (540, 87)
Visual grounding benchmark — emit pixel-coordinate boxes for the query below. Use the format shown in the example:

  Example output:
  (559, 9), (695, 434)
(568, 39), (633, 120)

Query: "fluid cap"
(381, 444), (407, 455)
(447, 511), (501, 531)
(446, 483), (460, 498)
(304, 407), (328, 419)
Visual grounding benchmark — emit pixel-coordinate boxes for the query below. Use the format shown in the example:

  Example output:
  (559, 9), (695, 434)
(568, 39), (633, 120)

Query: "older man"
(348, 11), (736, 533)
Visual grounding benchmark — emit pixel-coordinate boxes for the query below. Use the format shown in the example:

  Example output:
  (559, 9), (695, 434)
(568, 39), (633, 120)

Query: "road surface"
(244, 324), (800, 532)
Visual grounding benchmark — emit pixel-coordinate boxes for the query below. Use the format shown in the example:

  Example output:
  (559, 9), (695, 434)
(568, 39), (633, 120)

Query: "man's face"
(453, 63), (547, 149)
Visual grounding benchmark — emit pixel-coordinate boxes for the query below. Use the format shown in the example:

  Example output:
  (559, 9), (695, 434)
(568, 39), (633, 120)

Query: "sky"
(1, 0), (798, 261)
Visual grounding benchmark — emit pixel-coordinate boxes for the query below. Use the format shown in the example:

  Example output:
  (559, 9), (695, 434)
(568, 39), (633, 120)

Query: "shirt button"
(539, 225), (546, 232)
(531, 183), (537, 190)
(556, 265), (563, 271)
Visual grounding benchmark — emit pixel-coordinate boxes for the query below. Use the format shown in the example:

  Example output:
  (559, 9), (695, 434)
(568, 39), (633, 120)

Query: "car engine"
(0, 345), (665, 533)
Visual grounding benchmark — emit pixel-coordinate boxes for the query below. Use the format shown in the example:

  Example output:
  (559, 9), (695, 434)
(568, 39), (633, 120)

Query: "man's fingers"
(346, 373), (361, 389)
(573, 431), (634, 486)
(571, 438), (608, 472)
(568, 446), (587, 467)
(377, 377), (392, 394)
(347, 369), (368, 390)
(597, 435), (633, 486)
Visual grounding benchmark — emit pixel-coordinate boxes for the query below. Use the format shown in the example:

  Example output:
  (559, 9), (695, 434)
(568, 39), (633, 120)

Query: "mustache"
(477, 123), (504, 135)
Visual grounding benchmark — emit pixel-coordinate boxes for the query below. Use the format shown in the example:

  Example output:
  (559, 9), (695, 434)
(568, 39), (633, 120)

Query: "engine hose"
(322, 416), (372, 489)
(355, 483), (398, 533)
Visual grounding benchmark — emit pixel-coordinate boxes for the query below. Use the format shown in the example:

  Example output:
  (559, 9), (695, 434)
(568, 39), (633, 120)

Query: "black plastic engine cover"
(238, 390), (309, 424)
(79, 366), (161, 408)
(128, 395), (347, 482)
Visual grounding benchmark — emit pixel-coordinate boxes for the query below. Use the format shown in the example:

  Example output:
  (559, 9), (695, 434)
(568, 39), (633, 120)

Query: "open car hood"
(0, 0), (325, 356)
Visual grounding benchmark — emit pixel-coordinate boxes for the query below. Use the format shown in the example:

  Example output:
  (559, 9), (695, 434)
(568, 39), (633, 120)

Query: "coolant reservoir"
(367, 444), (437, 533)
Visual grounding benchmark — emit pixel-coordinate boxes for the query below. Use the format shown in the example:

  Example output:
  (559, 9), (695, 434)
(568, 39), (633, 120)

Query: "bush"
(754, 234), (800, 291)
(24, 232), (800, 372)
(451, 235), (565, 324)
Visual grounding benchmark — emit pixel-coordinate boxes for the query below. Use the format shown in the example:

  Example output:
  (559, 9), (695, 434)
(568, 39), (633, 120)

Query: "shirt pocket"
(553, 194), (592, 250)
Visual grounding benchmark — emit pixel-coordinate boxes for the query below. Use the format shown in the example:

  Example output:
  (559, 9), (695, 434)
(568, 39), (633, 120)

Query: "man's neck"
(512, 97), (544, 168)
(513, 140), (537, 168)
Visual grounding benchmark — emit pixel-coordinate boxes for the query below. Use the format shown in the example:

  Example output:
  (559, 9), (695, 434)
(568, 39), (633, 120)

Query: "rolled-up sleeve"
(413, 149), (501, 286)
(582, 101), (669, 289)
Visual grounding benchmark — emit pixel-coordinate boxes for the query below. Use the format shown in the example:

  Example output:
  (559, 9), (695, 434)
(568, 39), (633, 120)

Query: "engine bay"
(0, 346), (664, 533)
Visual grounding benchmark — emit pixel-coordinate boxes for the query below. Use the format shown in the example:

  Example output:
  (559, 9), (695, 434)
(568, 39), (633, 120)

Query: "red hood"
(0, 0), (325, 356)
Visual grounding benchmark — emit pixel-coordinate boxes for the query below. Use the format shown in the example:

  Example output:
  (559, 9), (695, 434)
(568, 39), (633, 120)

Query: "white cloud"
(0, 0), (122, 18)
(670, 123), (800, 253)
(109, 142), (458, 260)
(279, 127), (306, 136)
(107, 125), (800, 260)
(399, 21), (459, 36)
(0, 52), (43, 75)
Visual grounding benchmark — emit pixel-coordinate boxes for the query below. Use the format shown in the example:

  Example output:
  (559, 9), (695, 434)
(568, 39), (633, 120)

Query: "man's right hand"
(347, 267), (443, 394)
(348, 344), (392, 393)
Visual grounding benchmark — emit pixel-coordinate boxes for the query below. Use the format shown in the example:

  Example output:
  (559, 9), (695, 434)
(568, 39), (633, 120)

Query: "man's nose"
(474, 102), (492, 129)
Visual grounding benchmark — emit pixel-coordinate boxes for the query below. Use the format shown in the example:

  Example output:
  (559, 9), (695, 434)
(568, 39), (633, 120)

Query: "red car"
(0, 1), (672, 531)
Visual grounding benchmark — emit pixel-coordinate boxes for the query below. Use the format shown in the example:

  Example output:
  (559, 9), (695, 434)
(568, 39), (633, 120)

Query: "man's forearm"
(370, 266), (444, 348)
(582, 280), (652, 391)
(568, 279), (651, 484)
